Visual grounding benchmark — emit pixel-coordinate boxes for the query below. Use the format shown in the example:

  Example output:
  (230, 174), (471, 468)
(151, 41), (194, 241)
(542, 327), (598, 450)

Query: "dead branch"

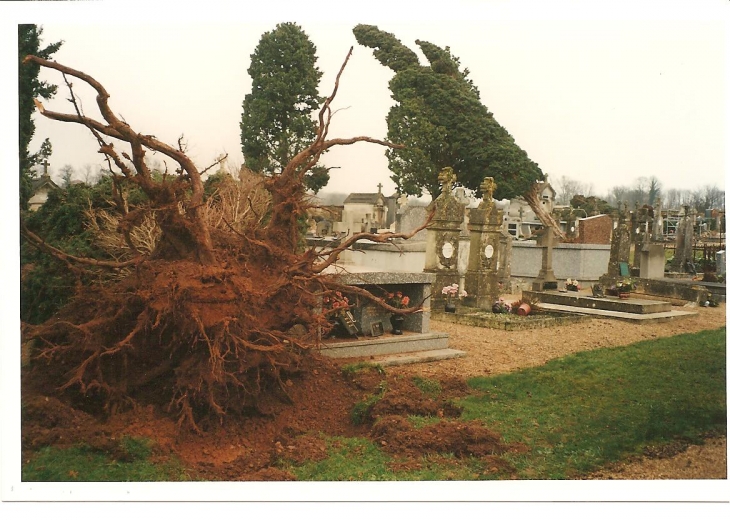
(21, 219), (144, 269)
(312, 208), (434, 274)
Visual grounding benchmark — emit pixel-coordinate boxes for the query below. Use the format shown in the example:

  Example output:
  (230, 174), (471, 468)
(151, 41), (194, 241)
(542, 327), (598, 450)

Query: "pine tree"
(18, 24), (62, 209)
(240, 22), (329, 192)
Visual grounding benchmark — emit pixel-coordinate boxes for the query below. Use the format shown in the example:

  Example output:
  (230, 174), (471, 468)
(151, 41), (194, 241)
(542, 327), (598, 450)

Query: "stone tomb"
(317, 271), (460, 363)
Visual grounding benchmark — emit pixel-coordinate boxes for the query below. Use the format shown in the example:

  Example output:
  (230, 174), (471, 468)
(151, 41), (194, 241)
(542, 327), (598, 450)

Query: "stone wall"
(338, 239), (610, 287)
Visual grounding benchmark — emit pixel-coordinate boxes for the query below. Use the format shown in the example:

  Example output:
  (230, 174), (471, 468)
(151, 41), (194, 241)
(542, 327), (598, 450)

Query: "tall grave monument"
(424, 168), (464, 305)
(464, 177), (512, 308)
(599, 201), (632, 287)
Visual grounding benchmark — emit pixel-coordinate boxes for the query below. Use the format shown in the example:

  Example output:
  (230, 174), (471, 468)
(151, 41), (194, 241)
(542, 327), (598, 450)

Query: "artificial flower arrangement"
(387, 291), (411, 309)
(322, 291), (351, 317)
(491, 298), (512, 314)
(565, 278), (581, 291)
(441, 283), (467, 302)
(615, 278), (635, 293)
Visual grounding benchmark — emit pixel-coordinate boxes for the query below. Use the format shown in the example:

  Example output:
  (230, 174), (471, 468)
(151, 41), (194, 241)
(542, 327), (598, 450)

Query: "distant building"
(333, 183), (398, 235)
(28, 172), (59, 211)
(502, 182), (559, 239)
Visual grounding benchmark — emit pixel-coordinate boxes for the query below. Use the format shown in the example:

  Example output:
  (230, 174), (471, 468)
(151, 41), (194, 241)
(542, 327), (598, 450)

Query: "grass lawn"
(286, 327), (726, 480)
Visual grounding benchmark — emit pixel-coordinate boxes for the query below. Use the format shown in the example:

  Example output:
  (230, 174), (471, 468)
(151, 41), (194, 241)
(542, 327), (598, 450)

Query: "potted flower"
(615, 278), (634, 299)
(565, 278), (580, 292)
(441, 283), (466, 313)
(323, 292), (358, 337)
(387, 291), (410, 335)
(492, 298), (512, 314)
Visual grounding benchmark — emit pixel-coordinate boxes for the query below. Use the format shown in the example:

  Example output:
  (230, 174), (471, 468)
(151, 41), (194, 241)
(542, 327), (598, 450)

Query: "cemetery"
(17, 22), (726, 489)
(305, 169), (723, 367)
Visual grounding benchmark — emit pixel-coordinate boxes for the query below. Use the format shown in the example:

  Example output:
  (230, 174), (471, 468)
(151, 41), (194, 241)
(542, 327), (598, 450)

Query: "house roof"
(31, 174), (59, 192)
(343, 193), (384, 205)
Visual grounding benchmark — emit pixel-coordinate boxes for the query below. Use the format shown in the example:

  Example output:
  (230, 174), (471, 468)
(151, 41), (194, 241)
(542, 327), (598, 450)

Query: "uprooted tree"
(21, 49), (430, 432)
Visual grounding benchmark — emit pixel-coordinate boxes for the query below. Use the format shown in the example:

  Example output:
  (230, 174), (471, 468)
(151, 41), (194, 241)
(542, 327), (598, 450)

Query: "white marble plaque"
(484, 244), (494, 258)
(442, 241), (454, 259)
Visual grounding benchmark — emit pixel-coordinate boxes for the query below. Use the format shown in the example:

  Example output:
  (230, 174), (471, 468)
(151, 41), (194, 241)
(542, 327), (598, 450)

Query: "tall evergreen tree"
(353, 25), (543, 201)
(240, 23), (328, 192)
(18, 24), (62, 209)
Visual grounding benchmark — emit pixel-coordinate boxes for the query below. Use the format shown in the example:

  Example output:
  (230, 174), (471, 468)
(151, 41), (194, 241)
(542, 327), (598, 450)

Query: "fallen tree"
(21, 49), (431, 431)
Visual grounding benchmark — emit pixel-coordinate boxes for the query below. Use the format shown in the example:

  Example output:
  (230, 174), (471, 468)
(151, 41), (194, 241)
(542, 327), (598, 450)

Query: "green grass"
(460, 328), (726, 479)
(285, 328), (726, 480)
(412, 376), (442, 397)
(22, 436), (189, 482)
(279, 436), (491, 481)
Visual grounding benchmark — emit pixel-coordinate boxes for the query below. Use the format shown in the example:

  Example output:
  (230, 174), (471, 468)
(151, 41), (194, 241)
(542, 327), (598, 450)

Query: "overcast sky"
(3, 0), (728, 200)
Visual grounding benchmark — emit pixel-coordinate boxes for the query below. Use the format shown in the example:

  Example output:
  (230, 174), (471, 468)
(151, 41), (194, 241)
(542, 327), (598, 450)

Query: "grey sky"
(6, 0), (729, 199)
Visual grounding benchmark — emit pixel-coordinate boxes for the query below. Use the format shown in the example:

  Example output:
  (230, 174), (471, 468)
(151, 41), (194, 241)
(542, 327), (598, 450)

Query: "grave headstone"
(464, 177), (513, 308)
(639, 243), (666, 279)
(395, 204), (428, 242)
(531, 225), (558, 291)
(716, 250), (726, 276)
(671, 205), (695, 273)
(652, 198), (663, 241)
(424, 167), (465, 304)
(599, 201), (632, 287)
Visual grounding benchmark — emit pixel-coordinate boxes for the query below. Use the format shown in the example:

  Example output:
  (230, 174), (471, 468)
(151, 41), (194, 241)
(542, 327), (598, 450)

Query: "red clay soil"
(21, 355), (518, 480)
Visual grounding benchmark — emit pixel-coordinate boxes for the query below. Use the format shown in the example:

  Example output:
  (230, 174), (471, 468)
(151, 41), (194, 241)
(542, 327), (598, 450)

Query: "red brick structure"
(576, 214), (613, 244)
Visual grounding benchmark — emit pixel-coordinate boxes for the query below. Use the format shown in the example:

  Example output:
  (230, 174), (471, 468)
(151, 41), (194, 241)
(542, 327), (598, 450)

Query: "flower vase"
(567, 286), (579, 292)
(444, 301), (457, 313)
(390, 315), (405, 335)
(517, 303), (531, 316)
(619, 292), (630, 299)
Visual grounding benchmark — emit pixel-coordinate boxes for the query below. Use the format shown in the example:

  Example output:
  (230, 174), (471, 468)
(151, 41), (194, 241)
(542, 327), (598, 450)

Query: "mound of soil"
(371, 415), (523, 459)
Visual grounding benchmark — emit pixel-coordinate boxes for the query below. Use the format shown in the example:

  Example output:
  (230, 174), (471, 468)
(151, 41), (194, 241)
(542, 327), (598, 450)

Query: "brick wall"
(576, 215), (612, 244)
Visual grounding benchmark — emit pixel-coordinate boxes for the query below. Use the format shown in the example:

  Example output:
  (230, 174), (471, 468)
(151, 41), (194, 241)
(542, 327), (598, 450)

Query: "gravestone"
(652, 198), (663, 241)
(599, 202), (632, 287)
(531, 226), (558, 291)
(671, 206), (696, 273)
(424, 167), (465, 305)
(716, 250), (726, 276)
(395, 204), (428, 242)
(631, 205), (652, 270)
(639, 243), (666, 279)
(464, 177), (513, 308)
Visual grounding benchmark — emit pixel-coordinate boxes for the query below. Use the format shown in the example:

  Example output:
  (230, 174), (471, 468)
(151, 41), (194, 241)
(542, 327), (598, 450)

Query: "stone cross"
(481, 177), (496, 202)
(652, 198), (663, 241)
(437, 167), (457, 194)
(532, 226), (558, 290)
(41, 159), (50, 177)
(377, 182), (383, 194)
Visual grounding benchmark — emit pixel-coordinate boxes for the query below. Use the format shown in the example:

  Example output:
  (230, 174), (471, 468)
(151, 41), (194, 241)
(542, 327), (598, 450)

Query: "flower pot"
(566, 286), (579, 292)
(390, 315), (405, 335)
(444, 302), (457, 313)
(517, 303), (531, 316)
(618, 292), (630, 299)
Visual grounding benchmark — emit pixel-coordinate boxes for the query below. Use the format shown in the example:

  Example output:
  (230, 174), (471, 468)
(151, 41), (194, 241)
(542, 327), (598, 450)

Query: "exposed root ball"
(27, 256), (323, 431)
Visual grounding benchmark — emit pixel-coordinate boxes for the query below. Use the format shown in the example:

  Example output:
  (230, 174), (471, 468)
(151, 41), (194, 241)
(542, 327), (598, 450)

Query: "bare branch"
(312, 209), (434, 274)
(21, 219), (145, 269)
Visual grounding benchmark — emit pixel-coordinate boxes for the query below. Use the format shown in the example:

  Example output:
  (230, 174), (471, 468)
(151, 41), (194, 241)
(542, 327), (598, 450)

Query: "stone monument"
(463, 177), (512, 308)
(671, 206), (696, 274)
(424, 167), (465, 305)
(599, 201), (632, 287)
(531, 225), (559, 291)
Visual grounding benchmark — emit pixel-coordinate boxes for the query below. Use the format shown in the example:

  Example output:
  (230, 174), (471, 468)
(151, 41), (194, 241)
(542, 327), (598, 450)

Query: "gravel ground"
(389, 298), (727, 480)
